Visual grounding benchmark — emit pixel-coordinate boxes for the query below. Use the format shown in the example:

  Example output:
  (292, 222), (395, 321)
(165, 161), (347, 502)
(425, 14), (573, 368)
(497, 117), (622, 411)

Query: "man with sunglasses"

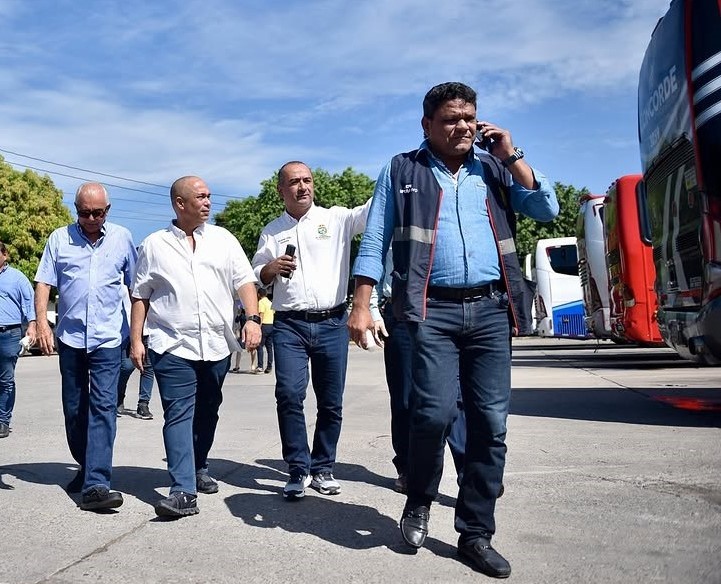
(35, 182), (137, 512)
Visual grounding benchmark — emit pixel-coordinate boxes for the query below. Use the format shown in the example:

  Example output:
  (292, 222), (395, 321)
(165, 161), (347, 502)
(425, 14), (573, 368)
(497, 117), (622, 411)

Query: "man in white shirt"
(130, 175), (261, 518)
(252, 161), (371, 500)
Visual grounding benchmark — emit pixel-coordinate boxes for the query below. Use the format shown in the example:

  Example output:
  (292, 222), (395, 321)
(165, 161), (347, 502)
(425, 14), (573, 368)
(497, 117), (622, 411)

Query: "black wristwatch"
(502, 147), (524, 167)
(246, 315), (261, 325)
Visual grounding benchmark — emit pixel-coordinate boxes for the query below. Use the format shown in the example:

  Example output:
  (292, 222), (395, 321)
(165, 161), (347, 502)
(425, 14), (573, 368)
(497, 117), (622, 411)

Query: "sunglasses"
(76, 205), (110, 219)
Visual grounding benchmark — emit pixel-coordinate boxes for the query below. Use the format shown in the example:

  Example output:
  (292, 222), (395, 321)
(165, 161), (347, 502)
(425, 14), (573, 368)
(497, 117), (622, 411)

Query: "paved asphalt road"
(1, 338), (719, 584)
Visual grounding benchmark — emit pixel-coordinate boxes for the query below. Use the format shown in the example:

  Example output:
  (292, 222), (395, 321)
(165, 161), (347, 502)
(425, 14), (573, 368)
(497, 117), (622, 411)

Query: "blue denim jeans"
(257, 324), (274, 369)
(57, 340), (122, 493)
(383, 303), (466, 477)
(149, 350), (229, 494)
(272, 312), (349, 477)
(0, 327), (22, 425)
(117, 337), (154, 406)
(406, 293), (511, 543)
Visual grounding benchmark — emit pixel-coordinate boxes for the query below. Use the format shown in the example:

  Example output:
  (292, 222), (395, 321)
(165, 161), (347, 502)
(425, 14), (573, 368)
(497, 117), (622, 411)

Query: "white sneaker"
(310, 472), (341, 495)
(283, 474), (311, 500)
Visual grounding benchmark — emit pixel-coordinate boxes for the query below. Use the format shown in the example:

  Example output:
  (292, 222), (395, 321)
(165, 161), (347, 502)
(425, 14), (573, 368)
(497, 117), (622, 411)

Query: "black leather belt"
(276, 304), (347, 323)
(0, 323), (21, 333)
(427, 282), (503, 301)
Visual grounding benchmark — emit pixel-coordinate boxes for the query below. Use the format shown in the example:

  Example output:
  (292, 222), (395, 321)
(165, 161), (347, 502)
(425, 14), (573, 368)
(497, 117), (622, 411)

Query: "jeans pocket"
(491, 292), (510, 310)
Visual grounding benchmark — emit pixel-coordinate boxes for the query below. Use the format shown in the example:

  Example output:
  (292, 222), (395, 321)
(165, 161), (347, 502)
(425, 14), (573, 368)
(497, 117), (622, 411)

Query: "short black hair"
(277, 161), (309, 185)
(422, 82), (477, 119)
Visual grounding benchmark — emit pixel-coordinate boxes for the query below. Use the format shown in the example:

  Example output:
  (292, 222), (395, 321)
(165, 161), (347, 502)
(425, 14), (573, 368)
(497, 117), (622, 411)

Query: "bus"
(531, 237), (589, 338)
(637, 0), (721, 363)
(576, 194), (612, 339)
(604, 175), (665, 346)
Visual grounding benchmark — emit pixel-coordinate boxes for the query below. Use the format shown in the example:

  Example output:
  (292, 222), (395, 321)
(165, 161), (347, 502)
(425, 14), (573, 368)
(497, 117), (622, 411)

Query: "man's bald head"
(170, 175), (211, 230)
(170, 176), (203, 204)
(74, 182), (109, 206)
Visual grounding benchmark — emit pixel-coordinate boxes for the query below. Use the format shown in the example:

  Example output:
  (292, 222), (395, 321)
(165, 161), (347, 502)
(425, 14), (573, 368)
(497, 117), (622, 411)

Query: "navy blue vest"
(388, 148), (535, 335)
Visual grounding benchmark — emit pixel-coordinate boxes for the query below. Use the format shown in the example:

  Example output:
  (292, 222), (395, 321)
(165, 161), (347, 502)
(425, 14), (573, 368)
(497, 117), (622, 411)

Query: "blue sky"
(0, 0), (671, 245)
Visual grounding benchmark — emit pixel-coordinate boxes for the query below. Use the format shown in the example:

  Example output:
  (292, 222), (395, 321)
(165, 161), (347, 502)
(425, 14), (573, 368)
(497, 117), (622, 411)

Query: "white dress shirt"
(132, 222), (257, 361)
(252, 201), (371, 312)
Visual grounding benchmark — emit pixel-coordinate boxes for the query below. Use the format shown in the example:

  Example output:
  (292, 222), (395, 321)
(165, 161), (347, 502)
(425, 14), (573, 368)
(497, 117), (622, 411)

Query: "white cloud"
(0, 0), (673, 230)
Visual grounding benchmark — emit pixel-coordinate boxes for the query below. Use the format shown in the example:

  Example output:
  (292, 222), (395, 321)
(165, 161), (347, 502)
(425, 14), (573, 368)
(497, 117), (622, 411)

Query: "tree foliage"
(215, 167), (586, 274)
(515, 181), (588, 259)
(215, 167), (375, 258)
(0, 156), (73, 281)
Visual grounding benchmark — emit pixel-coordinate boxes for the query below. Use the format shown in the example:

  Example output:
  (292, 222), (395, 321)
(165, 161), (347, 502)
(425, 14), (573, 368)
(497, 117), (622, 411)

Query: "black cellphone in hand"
(476, 125), (492, 151)
(283, 244), (296, 279)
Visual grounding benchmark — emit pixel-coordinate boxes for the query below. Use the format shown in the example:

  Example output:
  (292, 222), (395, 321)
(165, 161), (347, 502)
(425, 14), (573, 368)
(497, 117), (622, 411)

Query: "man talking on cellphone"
(348, 82), (558, 578)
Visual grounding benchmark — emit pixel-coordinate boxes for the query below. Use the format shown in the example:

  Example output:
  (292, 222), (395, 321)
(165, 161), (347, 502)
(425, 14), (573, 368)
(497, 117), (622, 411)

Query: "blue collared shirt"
(353, 141), (559, 286)
(35, 222), (137, 351)
(0, 264), (36, 325)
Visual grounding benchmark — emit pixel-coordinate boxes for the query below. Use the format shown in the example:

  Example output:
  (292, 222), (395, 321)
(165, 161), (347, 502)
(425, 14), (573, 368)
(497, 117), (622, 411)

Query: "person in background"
(256, 288), (275, 374)
(0, 242), (37, 438)
(230, 301), (246, 373)
(35, 182), (136, 511)
(117, 288), (154, 419)
(130, 175), (261, 518)
(368, 255), (466, 494)
(349, 82), (558, 578)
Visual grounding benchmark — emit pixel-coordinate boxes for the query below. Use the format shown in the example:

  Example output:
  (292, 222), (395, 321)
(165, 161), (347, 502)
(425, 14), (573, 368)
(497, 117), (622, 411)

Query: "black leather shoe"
(458, 539), (511, 578)
(400, 505), (430, 548)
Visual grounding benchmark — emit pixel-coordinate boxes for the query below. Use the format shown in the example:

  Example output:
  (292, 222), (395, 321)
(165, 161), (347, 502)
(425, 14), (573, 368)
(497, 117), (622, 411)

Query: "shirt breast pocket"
(472, 182), (490, 218)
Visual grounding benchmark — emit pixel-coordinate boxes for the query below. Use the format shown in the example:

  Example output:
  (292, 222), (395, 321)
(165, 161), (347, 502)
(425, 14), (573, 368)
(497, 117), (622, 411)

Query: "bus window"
(547, 245), (579, 276)
(636, 180), (652, 245)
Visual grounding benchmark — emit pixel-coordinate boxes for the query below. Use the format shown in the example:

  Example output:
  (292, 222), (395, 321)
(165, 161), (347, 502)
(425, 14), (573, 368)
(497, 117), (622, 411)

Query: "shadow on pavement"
(225, 490), (400, 550)
(0, 461), (173, 507)
(246, 458), (458, 509)
(1, 458), (468, 558)
(510, 387), (721, 427)
(513, 352), (693, 370)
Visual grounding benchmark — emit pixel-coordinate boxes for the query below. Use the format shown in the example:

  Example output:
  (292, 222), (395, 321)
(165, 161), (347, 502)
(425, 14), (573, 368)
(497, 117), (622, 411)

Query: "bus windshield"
(547, 245), (579, 276)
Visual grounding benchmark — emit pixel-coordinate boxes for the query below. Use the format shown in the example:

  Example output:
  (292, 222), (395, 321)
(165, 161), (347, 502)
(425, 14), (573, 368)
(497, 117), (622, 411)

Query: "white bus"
(530, 237), (589, 338)
(576, 194), (612, 338)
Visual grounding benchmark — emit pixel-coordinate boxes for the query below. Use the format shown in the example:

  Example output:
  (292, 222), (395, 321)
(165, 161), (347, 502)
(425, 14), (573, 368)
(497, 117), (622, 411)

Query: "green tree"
(215, 167), (375, 259)
(515, 181), (588, 259)
(0, 156), (73, 281)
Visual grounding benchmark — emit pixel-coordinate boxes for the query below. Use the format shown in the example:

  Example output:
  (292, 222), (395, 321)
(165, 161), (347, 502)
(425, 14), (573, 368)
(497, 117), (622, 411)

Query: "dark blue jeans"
(383, 304), (466, 477)
(272, 312), (349, 477)
(149, 350), (229, 494)
(57, 340), (122, 493)
(406, 294), (511, 543)
(257, 324), (274, 369)
(0, 327), (21, 425)
(118, 337), (154, 406)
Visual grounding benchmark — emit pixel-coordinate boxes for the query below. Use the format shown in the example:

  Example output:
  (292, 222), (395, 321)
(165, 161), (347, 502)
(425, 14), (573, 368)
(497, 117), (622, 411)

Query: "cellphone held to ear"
(476, 123), (492, 152)
(283, 244), (296, 279)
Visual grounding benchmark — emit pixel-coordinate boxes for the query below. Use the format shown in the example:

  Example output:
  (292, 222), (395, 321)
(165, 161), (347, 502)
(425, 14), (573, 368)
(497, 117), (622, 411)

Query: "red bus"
(604, 175), (665, 346)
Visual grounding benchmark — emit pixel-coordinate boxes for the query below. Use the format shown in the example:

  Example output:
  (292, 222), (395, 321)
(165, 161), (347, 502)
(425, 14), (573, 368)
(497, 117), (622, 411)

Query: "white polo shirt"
(253, 201), (371, 312)
(132, 221), (257, 361)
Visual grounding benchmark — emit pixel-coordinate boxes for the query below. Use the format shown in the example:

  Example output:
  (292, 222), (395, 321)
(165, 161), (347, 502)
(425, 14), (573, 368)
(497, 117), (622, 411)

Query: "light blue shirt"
(0, 264), (36, 325)
(353, 141), (559, 286)
(35, 222), (137, 351)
